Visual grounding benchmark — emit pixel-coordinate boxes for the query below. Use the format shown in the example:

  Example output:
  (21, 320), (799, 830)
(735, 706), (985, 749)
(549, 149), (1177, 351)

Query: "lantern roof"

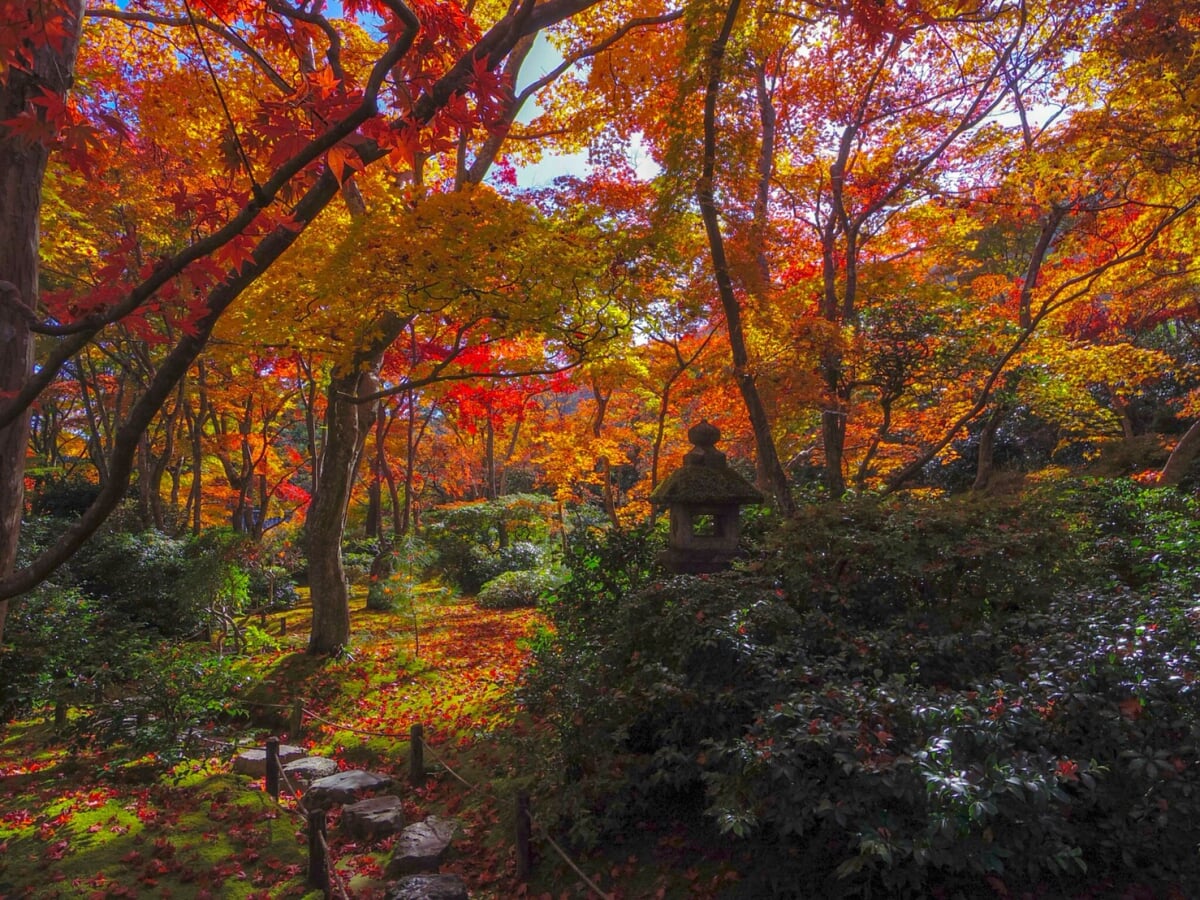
(649, 421), (763, 508)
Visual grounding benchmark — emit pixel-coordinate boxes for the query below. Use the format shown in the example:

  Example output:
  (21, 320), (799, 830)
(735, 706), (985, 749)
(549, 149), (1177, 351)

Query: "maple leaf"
(326, 145), (363, 185)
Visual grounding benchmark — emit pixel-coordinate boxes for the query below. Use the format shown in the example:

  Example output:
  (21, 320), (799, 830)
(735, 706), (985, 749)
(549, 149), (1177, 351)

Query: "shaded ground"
(0, 592), (735, 899)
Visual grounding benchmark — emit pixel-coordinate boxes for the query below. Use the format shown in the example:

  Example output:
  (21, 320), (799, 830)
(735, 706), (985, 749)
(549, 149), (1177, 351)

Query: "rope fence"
(251, 698), (613, 899)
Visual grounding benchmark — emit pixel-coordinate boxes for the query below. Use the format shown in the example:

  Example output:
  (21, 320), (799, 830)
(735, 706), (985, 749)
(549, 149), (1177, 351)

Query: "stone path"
(234, 746), (468, 899)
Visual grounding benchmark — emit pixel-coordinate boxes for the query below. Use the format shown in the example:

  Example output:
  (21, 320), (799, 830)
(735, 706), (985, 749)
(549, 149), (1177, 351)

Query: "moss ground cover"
(0, 591), (614, 898)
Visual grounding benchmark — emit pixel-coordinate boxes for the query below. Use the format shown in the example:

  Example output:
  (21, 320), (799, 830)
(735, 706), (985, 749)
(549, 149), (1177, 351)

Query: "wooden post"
(307, 809), (330, 896)
(260, 609), (267, 627)
(266, 736), (280, 800)
(54, 698), (67, 732)
(279, 617), (287, 636)
(290, 698), (304, 739)
(409, 723), (425, 786)
(515, 792), (532, 882)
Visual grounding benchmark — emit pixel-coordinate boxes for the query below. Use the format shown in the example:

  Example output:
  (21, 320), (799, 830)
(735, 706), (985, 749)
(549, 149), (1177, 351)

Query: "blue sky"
(512, 34), (658, 188)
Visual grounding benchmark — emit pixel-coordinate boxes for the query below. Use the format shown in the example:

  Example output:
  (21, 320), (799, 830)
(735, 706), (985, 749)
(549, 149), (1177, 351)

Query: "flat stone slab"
(282, 756), (339, 787)
(305, 769), (394, 810)
(385, 816), (458, 878)
(342, 795), (405, 841)
(387, 874), (469, 900)
(232, 744), (306, 777)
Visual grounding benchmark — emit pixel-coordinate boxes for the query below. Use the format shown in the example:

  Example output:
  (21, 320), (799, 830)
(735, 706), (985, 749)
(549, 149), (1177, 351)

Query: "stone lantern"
(649, 421), (762, 573)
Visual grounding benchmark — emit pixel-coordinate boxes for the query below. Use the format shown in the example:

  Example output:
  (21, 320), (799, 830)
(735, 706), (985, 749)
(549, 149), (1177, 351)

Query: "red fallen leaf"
(45, 839), (71, 860)
(145, 857), (171, 875)
(120, 850), (143, 865)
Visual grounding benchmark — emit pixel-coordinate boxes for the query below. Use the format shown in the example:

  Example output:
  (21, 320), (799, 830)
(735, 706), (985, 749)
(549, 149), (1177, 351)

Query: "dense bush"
(475, 568), (559, 609)
(342, 536), (379, 585)
(0, 586), (148, 720)
(73, 530), (201, 636)
(525, 482), (1200, 896)
(424, 495), (560, 593)
(72, 641), (251, 757)
(247, 564), (299, 609)
(1, 524), (261, 718)
(762, 487), (1094, 626)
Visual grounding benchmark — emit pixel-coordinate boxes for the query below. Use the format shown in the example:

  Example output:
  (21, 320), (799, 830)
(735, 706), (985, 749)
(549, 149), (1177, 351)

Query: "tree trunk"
(821, 414), (847, 497)
(972, 404), (1009, 493)
(306, 315), (408, 655)
(0, 1), (85, 643)
(364, 403), (386, 538)
(695, 0), (794, 516)
(1159, 418), (1200, 487)
(306, 369), (376, 655)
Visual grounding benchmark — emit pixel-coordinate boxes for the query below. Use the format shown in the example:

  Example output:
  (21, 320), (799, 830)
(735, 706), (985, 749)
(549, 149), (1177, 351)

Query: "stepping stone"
(385, 816), (459, 877)
(232, 744), (306, 777)
(386, 874), (469, 900)
(282, 756), (339, 787)
(342, 795), (405, 840)
(305, 769), (394, 810)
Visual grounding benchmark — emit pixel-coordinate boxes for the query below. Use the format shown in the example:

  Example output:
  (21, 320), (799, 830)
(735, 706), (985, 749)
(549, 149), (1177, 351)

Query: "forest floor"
(0, 592), (736, 899)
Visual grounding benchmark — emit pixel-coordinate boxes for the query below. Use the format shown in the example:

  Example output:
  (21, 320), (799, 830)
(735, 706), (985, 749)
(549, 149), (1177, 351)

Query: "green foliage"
(475, 568), (560, 609)
(424, 495), (559, 593)
(2, 524), (265, 719)
(73, 530), (201, 636)
(764, 488), (1091, 626)
(0, 586), (148, 719)
(247, 564), (299, 609)
(366, 535), (438, 612)
(342, 536), (380, 585)
(28, 473), (102, 518)
(526, 482), (1200, 895)
(78, 642), (251, 762)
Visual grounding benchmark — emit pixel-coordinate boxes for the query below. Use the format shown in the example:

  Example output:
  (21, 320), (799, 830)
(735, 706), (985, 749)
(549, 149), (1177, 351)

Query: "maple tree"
(0, 0), (636, 645)
(4, 0), (1200, 656)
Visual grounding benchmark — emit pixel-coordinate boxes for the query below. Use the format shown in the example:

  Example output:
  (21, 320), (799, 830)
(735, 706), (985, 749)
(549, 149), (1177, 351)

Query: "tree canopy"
(2, 0), (1199, 650)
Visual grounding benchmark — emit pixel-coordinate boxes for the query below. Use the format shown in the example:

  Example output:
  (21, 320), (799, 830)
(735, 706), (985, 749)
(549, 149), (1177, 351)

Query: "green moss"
(649, 464), (762, 506)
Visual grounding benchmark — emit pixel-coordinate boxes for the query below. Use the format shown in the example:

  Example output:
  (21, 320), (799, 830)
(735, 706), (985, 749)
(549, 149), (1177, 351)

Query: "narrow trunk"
(484, 403), (497, 501)
(1159, 418), (1200, 487)
(821, 402), (847, 498)
(972, 405), (1008, 493)
(0, 2), (85, 642)
(696, 0), (794, 516)
(305, 369), (378, 655)
(364, 404), (386, 538)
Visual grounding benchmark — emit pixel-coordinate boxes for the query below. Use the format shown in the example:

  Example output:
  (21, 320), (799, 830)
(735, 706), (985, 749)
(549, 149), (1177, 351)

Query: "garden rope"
(527, 808), (613, 900)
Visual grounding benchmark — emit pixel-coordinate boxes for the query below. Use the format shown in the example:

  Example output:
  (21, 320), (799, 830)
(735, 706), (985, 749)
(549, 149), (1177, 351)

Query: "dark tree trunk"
(305, 315), (408, 655)
(305, 369), (377, 655)
(972, 404), (1009, 493)
(0, 1), (85, 643)
(1160, 418), (1200, 487)
(696, 0), (794, 516)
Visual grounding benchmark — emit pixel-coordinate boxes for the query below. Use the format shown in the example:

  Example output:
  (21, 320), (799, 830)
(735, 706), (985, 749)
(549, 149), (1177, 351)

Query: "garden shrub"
(247, 564), (299, 609)
(341, 536), (379, 585)
(1, 523), (261, 719)
(73, 530), (201, 637)
(77, 641), (251, 761)
(475, 568), (559, 609)
(525, 485), (1200, 896)
(424, 495), (560, 593)
(0, 586), (148, 719)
